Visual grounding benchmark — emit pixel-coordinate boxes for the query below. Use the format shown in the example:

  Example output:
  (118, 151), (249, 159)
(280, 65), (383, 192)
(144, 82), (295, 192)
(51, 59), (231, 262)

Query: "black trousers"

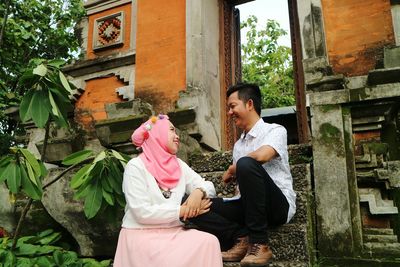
(189, 157), (289, 249)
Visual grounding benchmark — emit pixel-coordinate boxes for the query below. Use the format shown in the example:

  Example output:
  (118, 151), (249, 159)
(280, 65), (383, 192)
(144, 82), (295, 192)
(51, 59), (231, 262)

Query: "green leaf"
(47, 59), (65, 68)
(38, 229), (54, 238)
(111, 149), (126, 162)
(62, 150), (93, 166)
(73, 183), (90, 200)
(20, 165), (42, 200)
(53, 250), (64, 266)
(33, 64), (48, 77)
(59, 71), (73, 94)
(102, 188), (114, 206)
(19, 148), (41, 177)
(84, 180), (103, 219)
(0, 157), (12, 183)
(25, 161), (38, 186)
(5, 162), (20, 194)
(14, 243), (38, 256)
(19, 90), (34, 122)
(31, 90), (50, 128)
(70, 164), (91, 189)
(93, 151), (106, 164)
(48, 90), (60, 117)
(38, 232), (61, 245)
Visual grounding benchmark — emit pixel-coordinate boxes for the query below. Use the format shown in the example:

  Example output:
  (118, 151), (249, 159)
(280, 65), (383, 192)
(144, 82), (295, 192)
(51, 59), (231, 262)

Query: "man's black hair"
(226, 83), (262, 116)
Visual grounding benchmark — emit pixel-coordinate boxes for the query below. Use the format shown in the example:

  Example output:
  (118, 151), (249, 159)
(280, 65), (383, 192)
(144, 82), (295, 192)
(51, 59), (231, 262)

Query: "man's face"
(227, 91), (249, 130)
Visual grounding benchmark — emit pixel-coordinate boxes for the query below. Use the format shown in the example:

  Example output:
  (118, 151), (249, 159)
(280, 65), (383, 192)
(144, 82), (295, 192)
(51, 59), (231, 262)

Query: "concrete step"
(223, 261), (308, 267)
(189, 144), (312, 173)
(364, 228), (394, 235)
(364, 242), (400, 255)
(363, 234), (398, 243)
(359, 188), (398, 215)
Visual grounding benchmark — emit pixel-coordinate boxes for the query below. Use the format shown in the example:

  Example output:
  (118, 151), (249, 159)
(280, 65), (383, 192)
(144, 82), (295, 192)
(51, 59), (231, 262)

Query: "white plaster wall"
(183, 0), (221, 150)
(392, 5), (400, 46)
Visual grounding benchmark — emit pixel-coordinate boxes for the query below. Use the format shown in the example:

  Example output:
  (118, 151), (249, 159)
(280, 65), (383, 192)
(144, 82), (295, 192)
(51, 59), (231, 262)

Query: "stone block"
(384, 46), (400, 68)
(288, 144), (313, 165)
(368, 67), (400, 85)
(306, 74), (345, 92)
(189, 151), (233, 173)
(105, 99), (152, 120)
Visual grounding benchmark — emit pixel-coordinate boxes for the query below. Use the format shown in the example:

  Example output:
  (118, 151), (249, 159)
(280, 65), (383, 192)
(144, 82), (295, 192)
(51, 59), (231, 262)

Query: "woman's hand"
(182, 189), (203, 220)
(180, 198), (212, 220)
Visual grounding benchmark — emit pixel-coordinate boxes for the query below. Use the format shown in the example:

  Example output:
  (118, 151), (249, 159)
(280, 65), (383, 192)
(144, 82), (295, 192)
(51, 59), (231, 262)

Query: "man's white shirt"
(233, 118), (296, 223)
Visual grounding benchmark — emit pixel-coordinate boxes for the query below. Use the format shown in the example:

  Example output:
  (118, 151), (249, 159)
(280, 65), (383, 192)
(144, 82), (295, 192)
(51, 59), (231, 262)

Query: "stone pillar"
(391, 0), (400, 45)
(179, 0), (222, 150)
(310, 104), (356, 256)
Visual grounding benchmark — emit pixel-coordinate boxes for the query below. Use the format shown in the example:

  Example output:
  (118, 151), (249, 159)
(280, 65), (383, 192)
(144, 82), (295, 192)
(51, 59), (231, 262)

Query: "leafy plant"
(241, 15), (295, 108)
(0, 229), (111, 267)
(62, 149), (129, 219)
(19, 59), (75, 128)
(0, 147), (47, 200)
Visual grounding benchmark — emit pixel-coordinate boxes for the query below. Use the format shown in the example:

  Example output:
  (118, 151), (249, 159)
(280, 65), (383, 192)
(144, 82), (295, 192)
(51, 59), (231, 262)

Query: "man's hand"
(222, 164), (236, 184)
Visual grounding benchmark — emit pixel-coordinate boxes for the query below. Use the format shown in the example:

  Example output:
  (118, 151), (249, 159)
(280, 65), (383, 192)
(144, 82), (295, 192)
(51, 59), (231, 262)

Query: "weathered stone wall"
(321, 0), (395, 76)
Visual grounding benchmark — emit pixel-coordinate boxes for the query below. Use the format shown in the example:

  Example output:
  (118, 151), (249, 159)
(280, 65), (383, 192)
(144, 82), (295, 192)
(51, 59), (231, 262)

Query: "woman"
(113, 114), (222, 267)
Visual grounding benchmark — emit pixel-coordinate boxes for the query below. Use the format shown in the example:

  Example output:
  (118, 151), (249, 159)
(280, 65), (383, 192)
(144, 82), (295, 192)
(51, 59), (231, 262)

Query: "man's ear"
(246, 99), (254, 111)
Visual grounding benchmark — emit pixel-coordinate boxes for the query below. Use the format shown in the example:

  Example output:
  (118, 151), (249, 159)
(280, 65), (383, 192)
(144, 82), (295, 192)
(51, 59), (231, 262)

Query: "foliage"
(0, 147), (47, 200)
(18, 59), (75, 128)
(63, 149), (129, 219)
(0, 0), (85, 150)
(241, 15), (295, 108)
(0, 229), (111, 267)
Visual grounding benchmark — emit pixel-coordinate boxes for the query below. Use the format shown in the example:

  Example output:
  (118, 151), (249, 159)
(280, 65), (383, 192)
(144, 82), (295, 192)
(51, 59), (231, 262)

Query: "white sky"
(237, 0), (291, 47)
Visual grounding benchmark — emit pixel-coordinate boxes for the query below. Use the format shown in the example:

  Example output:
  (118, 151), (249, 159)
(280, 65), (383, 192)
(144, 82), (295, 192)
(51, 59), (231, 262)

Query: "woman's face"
(166, 121), (180, 154)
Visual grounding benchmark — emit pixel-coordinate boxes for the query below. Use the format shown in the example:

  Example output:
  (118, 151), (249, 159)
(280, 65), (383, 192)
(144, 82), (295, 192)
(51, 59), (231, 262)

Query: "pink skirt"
(113, 227), (223, 267)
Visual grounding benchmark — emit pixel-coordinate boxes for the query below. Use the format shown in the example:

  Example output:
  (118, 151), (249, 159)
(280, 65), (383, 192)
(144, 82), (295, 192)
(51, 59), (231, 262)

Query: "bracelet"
(196, 187), (206, 199)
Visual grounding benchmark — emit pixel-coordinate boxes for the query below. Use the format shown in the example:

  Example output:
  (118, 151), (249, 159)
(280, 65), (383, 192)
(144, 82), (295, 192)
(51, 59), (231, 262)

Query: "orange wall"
(321, 0), (395, 76)
(86, 3), (132, 59)
(75, 76), (125, 131)
(135, 0), (186, 113)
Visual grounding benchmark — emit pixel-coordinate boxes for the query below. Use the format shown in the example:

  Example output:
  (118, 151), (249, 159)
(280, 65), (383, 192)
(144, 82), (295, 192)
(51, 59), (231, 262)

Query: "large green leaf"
(19, 148), (41, 176)
(62, 150), (93, 166)
(84, 181), (103, 219)
(48, 90), (60, 118)
(59, 71), (73, 94)
(30, 90), (50, 128)
(25, 161), (38, 186)
(4, 162), (20, 194)
(20, 166), (42, 200)
(38, 232), (61, 246)
(0, 157), (12, 183)
(70, 164), (91, 189)
(102, 188), (114, 206)
(19, 90), (34, 122)
(14, 243), (38, 256)
(33, 64), (47, 77)
(47, 60), (65, 68)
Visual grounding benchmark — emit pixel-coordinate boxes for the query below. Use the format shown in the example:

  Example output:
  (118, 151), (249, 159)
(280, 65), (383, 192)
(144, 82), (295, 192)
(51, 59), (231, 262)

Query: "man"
(190, 83), (296, 266)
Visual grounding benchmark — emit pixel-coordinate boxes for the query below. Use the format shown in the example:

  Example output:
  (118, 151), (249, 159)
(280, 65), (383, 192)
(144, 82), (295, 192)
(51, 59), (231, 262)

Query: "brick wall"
(75, 76), (125, 131)
(321, 0), (395, 76)
(135, 0), (186, 113)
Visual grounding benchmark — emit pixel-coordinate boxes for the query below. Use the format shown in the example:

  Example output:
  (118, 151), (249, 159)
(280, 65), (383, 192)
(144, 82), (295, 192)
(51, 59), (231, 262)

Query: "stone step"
(223, 261), (308, 267)
(363, 234), (398, 243)
(189, 144), (312, 173)
(364, 242), (400, 255)
(359, 188), (398, 215)
(364, 228), (394, 235)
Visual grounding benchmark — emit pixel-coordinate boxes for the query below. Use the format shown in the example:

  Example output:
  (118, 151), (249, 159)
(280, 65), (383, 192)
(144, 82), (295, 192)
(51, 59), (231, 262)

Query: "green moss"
(319, 123), (341, 141)
(320, 104), (338, 113)
(367, 142), (389, 155)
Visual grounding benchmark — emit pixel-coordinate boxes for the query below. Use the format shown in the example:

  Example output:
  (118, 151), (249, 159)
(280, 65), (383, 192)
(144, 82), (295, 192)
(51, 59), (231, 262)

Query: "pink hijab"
(131, 115), (181, 190)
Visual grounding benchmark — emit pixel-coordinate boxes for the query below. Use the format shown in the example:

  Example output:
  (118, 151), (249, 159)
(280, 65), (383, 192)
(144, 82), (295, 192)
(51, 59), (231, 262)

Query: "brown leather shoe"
(240, 243), (273, 266)
(221, 236), (249, 262)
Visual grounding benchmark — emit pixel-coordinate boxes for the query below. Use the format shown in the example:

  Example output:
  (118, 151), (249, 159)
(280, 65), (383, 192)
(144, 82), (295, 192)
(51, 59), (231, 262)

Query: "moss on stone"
(320, 104), (338, 113)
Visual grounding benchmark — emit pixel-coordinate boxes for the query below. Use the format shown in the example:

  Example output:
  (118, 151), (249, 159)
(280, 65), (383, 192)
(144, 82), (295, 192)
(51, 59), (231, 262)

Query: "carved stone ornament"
(93, 11), (124, 50)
